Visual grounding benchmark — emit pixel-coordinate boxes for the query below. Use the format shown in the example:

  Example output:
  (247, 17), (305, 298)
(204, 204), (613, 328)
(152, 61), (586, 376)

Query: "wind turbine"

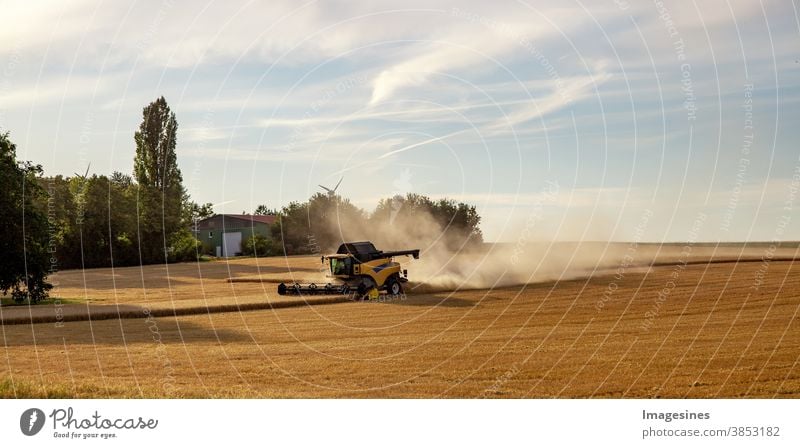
(319, 177), (343, 196)
(74, 163), (91, 179)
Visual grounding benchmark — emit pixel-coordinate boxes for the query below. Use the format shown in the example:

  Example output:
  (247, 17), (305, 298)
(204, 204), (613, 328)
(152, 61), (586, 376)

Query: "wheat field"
(0, 243), (798, 398)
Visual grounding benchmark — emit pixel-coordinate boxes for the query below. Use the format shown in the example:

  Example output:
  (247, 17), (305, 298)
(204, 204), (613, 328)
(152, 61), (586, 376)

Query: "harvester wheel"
(356, 283), (369, 301)
(356, 277), (378, 301)
(387, 278), (403, 296)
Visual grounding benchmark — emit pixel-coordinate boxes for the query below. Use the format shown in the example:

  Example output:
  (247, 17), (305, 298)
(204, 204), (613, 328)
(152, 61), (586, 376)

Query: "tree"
(254, 204), (276, 215)
(271, 201), (310, 255)
(34, 172), (141, 269)
(36, 175), (76, 268)
(370, 193), (483, 249)
(107, 173), (139, 266)
(183, 200), (214, 228)
(179, 200), (212, 262)
(271, 193), (366, 255)
(0, 132), (53, 302)
(133, 97), (184, 263)
(272, 192), (484, 256)
(241, 234), (276, 257)
(169, 228), (202, 262)
(66, 175), (142, 268)
(110, 171), (133, 188)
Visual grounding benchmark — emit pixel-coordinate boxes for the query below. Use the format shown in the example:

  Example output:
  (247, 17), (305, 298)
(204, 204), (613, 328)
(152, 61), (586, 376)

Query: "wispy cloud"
(378, 129), (469, 159)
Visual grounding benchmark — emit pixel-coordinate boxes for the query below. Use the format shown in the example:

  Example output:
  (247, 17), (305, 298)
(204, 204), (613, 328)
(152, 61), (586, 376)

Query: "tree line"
(0, 97), (211, 302)
(245, 192), (483, 257)
(1, 96), (483, 303)
(39, 97), (214, 271)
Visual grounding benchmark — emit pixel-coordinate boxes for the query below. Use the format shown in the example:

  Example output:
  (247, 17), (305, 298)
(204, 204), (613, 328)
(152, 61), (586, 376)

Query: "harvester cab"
(277, 241), (420, 300)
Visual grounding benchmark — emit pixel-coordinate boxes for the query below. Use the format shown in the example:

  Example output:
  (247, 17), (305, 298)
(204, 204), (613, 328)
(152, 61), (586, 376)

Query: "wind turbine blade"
(333, 177), (343, 192)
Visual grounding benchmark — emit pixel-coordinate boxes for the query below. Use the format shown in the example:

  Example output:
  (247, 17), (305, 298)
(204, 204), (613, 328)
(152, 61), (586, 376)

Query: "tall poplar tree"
(133, 97), (184, 263)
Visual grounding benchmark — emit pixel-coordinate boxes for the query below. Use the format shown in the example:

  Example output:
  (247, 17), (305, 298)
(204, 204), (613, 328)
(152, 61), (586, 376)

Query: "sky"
(0, 0), (798, 242)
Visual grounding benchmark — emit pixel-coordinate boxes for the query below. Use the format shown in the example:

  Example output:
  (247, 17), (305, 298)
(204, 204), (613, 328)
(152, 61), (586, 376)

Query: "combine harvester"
(277, 241), (419, 300)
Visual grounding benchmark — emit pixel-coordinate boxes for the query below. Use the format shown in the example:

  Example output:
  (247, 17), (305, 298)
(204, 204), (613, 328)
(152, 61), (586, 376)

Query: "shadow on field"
(0, 297), (351, 327)
(51, 261), (320, 291)
(0, 316), (246, 347)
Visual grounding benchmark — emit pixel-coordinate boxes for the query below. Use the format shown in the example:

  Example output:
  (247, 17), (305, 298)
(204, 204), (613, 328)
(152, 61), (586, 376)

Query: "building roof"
(194, 214), (277, 230)
(223, 214), (277, 225)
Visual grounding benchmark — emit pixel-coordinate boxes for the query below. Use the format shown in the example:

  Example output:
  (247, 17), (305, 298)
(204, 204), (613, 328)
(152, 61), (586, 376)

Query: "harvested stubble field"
(0, 242), (798, 398)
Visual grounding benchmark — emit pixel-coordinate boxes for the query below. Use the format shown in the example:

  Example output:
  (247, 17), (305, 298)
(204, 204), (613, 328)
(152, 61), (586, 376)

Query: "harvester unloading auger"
(277, 241), (419, 300)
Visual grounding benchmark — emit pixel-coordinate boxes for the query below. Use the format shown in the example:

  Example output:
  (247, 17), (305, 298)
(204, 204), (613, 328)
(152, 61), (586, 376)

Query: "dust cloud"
(320, 199), (634, 293)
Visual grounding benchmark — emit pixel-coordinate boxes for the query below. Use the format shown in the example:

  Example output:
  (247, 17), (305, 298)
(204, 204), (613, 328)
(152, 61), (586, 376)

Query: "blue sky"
(1, 0), (798, 242)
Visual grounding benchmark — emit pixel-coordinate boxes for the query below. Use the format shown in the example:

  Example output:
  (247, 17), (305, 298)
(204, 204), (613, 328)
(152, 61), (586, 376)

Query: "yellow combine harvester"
(277, 241), (419, 300)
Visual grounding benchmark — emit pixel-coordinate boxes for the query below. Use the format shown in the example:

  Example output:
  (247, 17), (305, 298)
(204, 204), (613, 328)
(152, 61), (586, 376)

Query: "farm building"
(192, 214), (276, 257)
